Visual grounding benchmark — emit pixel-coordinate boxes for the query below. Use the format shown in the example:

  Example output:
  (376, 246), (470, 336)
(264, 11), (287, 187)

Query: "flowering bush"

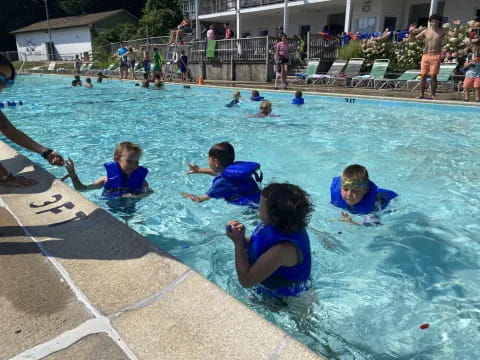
(360, 35), (396, 69)
(338, 20), (477, 73)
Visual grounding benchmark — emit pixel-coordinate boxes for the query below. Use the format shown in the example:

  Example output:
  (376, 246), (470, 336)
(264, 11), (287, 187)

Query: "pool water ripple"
(2, 74), (480, 359)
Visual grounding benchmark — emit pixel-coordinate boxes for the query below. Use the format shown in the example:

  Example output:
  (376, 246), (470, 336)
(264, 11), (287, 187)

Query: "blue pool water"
(3, 74), (480, 359)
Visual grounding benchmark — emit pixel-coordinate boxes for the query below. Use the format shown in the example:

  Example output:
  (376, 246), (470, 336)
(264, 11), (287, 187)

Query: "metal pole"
(195, 0), (200, 40)
(236, 0), (240, 39)
(344, 0), (352, 33)
(44, 0), (53, 60)
(306, 31), (310, 64)
(429, 0), (438, 16)
(283, 0), (288, 35)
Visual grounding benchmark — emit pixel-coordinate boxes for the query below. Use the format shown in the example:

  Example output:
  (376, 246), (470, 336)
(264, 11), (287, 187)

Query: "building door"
(384, 17), (396, 31)
(300, 25), (310, 39)
(409, 2), (445, 27)
(327, 13), (345, 35)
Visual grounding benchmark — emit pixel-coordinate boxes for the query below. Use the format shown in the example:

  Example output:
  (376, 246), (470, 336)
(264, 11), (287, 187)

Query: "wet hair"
(251, 90), (259, 97)
(114, 141), (142, 159)
(208, 141), (235, 168)
(74, 75), (80, 81)
(71, 80), (77, 86)
(261, 183), (313, 233)
(429, 14), (443, 23)
(295, 90), (302, 98)
(342, 164), (369, 185)
(85, 77), (91, 83)
(0, 54), (16, 81)
(233, 90), (240, 97)
(260, 100), (272, 112)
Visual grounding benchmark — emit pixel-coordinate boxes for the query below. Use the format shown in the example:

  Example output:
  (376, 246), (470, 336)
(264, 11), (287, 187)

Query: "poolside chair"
(291, 59), (319, 85)
(310, 59), (347, 85)
(326, 58), (364, 86)
(374, 69), (419, 89)
(407, 63), (458, 92)
(47, 61), (56, 72)
(78, 63), (93, 74)
(351, 59), (389, 88)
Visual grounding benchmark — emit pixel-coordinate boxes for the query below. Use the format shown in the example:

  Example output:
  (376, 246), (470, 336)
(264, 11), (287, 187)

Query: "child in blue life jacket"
(292, 90), (304, 105)
(250, 90), (264, 101)
(226, 183), (313, 297)
(330, 164), (397, 225)
(225, 90), (241, 107)
(181, 141), (262, 207)
(65, 141), (152, 198)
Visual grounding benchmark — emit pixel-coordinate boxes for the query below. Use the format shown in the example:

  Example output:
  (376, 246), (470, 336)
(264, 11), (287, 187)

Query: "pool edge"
(0, 139), (323, 360)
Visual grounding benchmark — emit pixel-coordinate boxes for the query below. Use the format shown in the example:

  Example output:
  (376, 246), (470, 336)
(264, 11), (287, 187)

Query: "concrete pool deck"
(0, 141), (322, 359)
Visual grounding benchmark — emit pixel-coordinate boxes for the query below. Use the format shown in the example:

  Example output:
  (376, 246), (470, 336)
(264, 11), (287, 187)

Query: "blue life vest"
(117, 47), (128, 56)
(330, 176), (397, 214)
(292, 97), (304, 105)
(214, 161), (262, 207)
(248, 222), (311, 297)
(103, 161), (148, 198)
(251, 96), (264, 101)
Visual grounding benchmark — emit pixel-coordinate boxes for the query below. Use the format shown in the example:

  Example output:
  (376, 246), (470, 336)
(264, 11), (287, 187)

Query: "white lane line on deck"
(269, 334), (290, 360)
(110, 269), (193, 319)
(0, 200), (138, 360)
(10, 318), (138, 360)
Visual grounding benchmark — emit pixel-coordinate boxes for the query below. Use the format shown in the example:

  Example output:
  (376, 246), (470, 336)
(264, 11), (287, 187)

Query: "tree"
(138, 0), (182, 37)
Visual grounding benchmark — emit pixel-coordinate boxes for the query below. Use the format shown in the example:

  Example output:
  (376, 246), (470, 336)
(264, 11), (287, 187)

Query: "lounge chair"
(310, 59), (347, 85)
(407, 63), (458, 92)
(47, 62), (56, 71)
(374, 69), (419, 89)
(291, 59), (319, 85)
(326, 58), (364, 86)
(81, 63), (93, 74)
(351, 59), (389, 88)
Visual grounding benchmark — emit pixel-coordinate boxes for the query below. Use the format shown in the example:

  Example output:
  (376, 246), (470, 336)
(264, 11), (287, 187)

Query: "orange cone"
(198, 76), (205, 85)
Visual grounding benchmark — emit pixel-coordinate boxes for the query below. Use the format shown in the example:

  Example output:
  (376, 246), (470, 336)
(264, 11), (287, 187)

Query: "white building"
(12, 9), (138, 61)
(185, 0), (480, 38)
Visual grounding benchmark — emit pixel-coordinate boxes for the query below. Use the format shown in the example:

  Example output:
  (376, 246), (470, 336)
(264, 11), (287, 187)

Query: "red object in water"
(420, 323), (430, 330)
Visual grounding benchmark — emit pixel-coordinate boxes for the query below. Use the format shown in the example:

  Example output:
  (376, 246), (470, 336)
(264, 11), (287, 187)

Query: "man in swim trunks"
(409, 15), (460, 100)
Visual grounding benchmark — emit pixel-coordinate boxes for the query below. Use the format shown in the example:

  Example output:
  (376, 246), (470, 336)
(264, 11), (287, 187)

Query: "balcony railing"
(194, 0), (294, 15)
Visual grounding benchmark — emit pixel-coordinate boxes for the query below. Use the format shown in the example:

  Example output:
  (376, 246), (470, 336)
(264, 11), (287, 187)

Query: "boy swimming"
(65, 141), (152, 198)
(181, 141), (262, 208)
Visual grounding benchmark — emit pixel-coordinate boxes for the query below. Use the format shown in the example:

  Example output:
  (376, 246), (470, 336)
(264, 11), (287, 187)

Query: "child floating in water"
(65, 141), (152, 198)
(330, 164), (397, 225)
(226, 183), (313, 297)
(292, 90), (304, 105)
(142, 72), (150, 88)
(84, 78), (93, 88)
(181, 141), (262, 208)
(250, 90), (264, 101)
(225, 90), (241, 107)
(153, 73), (164, 89)
(251, 100), (278, 118)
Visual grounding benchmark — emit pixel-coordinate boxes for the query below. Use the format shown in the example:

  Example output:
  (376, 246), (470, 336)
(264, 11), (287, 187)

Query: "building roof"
(12, 9), (137, 34)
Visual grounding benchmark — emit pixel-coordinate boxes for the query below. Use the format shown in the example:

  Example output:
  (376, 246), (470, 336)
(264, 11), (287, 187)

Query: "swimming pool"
(3, 74), (480, 359)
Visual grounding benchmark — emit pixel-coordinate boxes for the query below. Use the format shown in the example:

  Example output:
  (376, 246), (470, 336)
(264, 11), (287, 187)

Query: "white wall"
(16, 26), (92, 61)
